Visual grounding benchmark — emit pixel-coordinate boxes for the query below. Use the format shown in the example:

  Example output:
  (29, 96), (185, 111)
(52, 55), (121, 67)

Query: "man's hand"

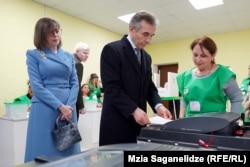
(132, 107), (150, 126)
(156, 105), (173, 119)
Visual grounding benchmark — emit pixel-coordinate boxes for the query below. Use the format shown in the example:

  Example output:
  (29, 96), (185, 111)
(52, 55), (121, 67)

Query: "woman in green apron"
(177, 36), (243, 118)
(14, 80), (33, 104)
(88, 73), (103, 106)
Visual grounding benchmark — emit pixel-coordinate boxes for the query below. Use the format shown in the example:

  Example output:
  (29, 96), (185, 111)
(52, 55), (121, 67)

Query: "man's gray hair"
(74, 42), (90, 53)
(129, 10), (159, 31)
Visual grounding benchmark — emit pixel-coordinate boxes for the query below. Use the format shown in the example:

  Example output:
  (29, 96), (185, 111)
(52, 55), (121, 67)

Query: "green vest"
(13, 94), (31, 104)
(88, 83), (102, 103)
(240, 78), (250, 94)
(177, 64), (235, 117)
(240, 78), (250, 114)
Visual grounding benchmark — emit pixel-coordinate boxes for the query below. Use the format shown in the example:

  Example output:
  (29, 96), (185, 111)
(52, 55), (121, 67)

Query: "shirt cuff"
(154, 103), (163, 110)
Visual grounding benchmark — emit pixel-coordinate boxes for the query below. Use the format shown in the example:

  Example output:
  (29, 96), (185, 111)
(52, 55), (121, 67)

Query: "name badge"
(190, 101), (200, 111)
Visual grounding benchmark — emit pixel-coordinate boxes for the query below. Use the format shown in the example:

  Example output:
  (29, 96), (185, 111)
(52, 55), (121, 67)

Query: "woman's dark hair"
(81, 83), (91, 96)
(190, 36), (217, 64)
(34, 17), (62, 49)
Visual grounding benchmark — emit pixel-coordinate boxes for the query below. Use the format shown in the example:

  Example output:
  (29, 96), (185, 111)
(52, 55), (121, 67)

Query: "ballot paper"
(149, 115), (172, 125)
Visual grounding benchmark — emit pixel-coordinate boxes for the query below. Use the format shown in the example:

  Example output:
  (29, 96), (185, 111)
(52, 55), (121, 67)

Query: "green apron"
(240, 78), (250, 94)
(13, 94), (31, 104)
(177, 64), (235, 117)
(240, 78), (250, 122)
(88, 83), (102, 103)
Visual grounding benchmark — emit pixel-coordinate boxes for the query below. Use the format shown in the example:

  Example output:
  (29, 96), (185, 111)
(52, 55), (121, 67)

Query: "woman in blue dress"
(24, 17), (80, 162)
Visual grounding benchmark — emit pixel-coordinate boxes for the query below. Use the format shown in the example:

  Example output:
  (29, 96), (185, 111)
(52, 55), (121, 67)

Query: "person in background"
(243, 81), (250, 104)
(99, 10), (172, 146)
(81, 83), (91, 99)
(177, 36), (243, 118)
(98, 78), (104, 94)
(240, 65), (250, 120)
(81, 83), (102, 108)
(244, 95), (250, 120)
(242, 81), (250, 121)
(14, 80), (33, 111)
(240, 65), (250, 96)
(74, 42), (90, 120)
(14, 80), (33, 103)
(88, 73), (103, 105)
(24, 17), (80, 162)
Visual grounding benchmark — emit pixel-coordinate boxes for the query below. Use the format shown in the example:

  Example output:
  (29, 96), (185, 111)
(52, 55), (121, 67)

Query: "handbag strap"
(56, 115), (72, 128)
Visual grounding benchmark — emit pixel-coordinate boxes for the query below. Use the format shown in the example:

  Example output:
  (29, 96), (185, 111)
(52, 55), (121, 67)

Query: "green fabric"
(245, 116), (250, 122)
(88, 83), (102, 103)
(241, 106), (245, 113)
(240, 78), (250, 114)
(82, 96), (97, 102)
(240, 78), (250, 94)
(240, 77), (250, 122)
(177, 64), (235, 117)
(13, 95), (31, 104)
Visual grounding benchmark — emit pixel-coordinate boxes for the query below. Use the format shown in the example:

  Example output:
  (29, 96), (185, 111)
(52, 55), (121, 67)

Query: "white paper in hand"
(149, 116), (172, 125)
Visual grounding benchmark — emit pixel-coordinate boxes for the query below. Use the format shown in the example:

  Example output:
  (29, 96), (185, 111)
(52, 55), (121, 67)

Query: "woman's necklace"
(195, 64), (214, 77)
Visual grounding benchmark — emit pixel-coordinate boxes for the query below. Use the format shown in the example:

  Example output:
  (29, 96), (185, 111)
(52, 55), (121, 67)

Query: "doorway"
(157, 63), (179, 119)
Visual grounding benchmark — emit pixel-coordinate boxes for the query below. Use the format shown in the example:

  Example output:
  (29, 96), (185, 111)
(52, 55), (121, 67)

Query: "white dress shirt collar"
(127, 35), (137, 52)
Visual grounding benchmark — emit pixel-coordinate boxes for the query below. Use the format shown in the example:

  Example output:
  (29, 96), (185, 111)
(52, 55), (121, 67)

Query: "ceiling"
(33, 0), (250, 43)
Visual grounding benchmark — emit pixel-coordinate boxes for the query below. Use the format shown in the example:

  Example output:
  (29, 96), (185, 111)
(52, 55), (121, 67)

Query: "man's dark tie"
(135, 48), (141, 65)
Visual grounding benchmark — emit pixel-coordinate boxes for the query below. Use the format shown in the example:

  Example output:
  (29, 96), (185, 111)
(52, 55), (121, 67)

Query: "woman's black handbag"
(52, 115), (82, 151)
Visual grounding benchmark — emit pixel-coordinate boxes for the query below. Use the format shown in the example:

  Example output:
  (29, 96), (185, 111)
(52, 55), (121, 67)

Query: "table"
(78, 108), (102, 151)
(161, 96), (181, 120)
(0, 107), (102, 166)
